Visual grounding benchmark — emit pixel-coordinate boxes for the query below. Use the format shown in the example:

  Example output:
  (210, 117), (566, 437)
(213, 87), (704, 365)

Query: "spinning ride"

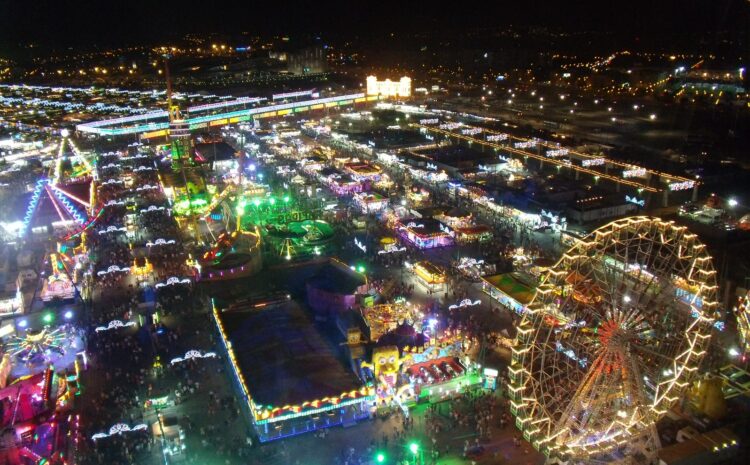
(4, 326), (71, 364)
(510, 217), (717, 462)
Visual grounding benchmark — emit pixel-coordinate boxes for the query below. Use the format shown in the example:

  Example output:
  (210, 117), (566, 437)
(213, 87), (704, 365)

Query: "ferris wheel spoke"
(513, 218), (717, 461)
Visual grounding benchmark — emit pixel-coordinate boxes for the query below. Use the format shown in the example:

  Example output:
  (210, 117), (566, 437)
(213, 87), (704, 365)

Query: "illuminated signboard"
(669, 180), (695, 191)
(514, 141), (536, 149)
(487, 133), (508, 142)
(419, 118), (439, 125)
(439, 122), (462, 130)
(545, 148), (569, 158)
(581, 158), (605, 167)
(623, 167), (647, 178)
(461, 127), (483, 135)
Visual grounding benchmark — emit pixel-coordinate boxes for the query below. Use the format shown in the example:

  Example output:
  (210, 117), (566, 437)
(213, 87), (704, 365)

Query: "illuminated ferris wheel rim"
(511, 216), (717, 460)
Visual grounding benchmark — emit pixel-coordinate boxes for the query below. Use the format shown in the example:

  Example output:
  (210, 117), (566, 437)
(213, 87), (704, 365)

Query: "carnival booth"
(437, 207), (472, 228)
(481, 272), (536, 314)
(353, 192), (389, 214)
(377, 237), (407, 256)
(397, 219), (454, 249)
(319, 168), (367, 196)
(407, 187), (431, 207)
(411, 261), (447, 292)
(343, 162), (382, 182)
(454, 257), (495, 282)
(454, 225), (493, 243)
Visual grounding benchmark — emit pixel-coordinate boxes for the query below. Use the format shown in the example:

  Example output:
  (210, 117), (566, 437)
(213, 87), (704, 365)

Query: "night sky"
(0, 0), (746, 48)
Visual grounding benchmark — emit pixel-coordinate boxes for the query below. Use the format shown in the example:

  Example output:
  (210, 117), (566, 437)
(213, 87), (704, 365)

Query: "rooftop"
(482, 272), (537, 305)
(217, 300), (364, 408)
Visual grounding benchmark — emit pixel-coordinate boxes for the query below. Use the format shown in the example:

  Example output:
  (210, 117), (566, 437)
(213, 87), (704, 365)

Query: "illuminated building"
(366, 76), (411, 98)
(212, 300), (374, 442)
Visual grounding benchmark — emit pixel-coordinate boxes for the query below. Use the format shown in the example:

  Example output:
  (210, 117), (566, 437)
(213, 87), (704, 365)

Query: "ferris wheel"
(510, 217), (718, 462)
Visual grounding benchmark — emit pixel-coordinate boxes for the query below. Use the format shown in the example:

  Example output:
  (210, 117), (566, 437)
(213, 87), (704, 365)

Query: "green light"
(283, 195), (290, 203)
(409, 442), (419, 455)
(376, 452), (386, 463)
(357, 266), (366, 273)
(253, 198), (261, 207)
(269, 198), (276, 205)
(42, 313), (54, 324)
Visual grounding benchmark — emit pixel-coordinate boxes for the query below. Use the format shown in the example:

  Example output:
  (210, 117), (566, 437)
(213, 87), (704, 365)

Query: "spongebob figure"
(361, 345), (417, 407)
(362, 345), (411, 387)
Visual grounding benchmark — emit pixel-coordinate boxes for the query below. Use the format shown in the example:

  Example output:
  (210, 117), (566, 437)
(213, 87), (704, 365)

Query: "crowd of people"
(79, 146), (223, 464)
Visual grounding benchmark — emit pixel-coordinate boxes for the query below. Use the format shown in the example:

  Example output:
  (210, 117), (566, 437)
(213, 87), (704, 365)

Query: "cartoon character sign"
(362, 345), (412, 388)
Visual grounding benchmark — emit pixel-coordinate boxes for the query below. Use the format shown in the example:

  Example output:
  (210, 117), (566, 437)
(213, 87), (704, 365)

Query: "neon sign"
(625, 195), (645, 207)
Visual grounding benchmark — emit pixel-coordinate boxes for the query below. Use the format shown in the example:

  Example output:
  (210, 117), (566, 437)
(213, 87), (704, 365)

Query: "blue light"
(21, 179), (49, 236)
(64, 310), (74, 320)
(18, 319), (28, 328)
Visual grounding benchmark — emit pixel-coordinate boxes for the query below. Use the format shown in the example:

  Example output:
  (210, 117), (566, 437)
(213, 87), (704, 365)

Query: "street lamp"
(728, 198), (738, 208)
(409, 441), (420, 464)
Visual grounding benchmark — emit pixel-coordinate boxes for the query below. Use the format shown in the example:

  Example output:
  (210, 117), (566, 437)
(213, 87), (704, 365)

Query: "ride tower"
(164, 57), (194, 169)
(163, 56), (203, 242)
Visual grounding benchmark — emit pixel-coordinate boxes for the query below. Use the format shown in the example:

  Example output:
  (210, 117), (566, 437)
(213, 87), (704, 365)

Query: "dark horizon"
(1, 0), (746, 51)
